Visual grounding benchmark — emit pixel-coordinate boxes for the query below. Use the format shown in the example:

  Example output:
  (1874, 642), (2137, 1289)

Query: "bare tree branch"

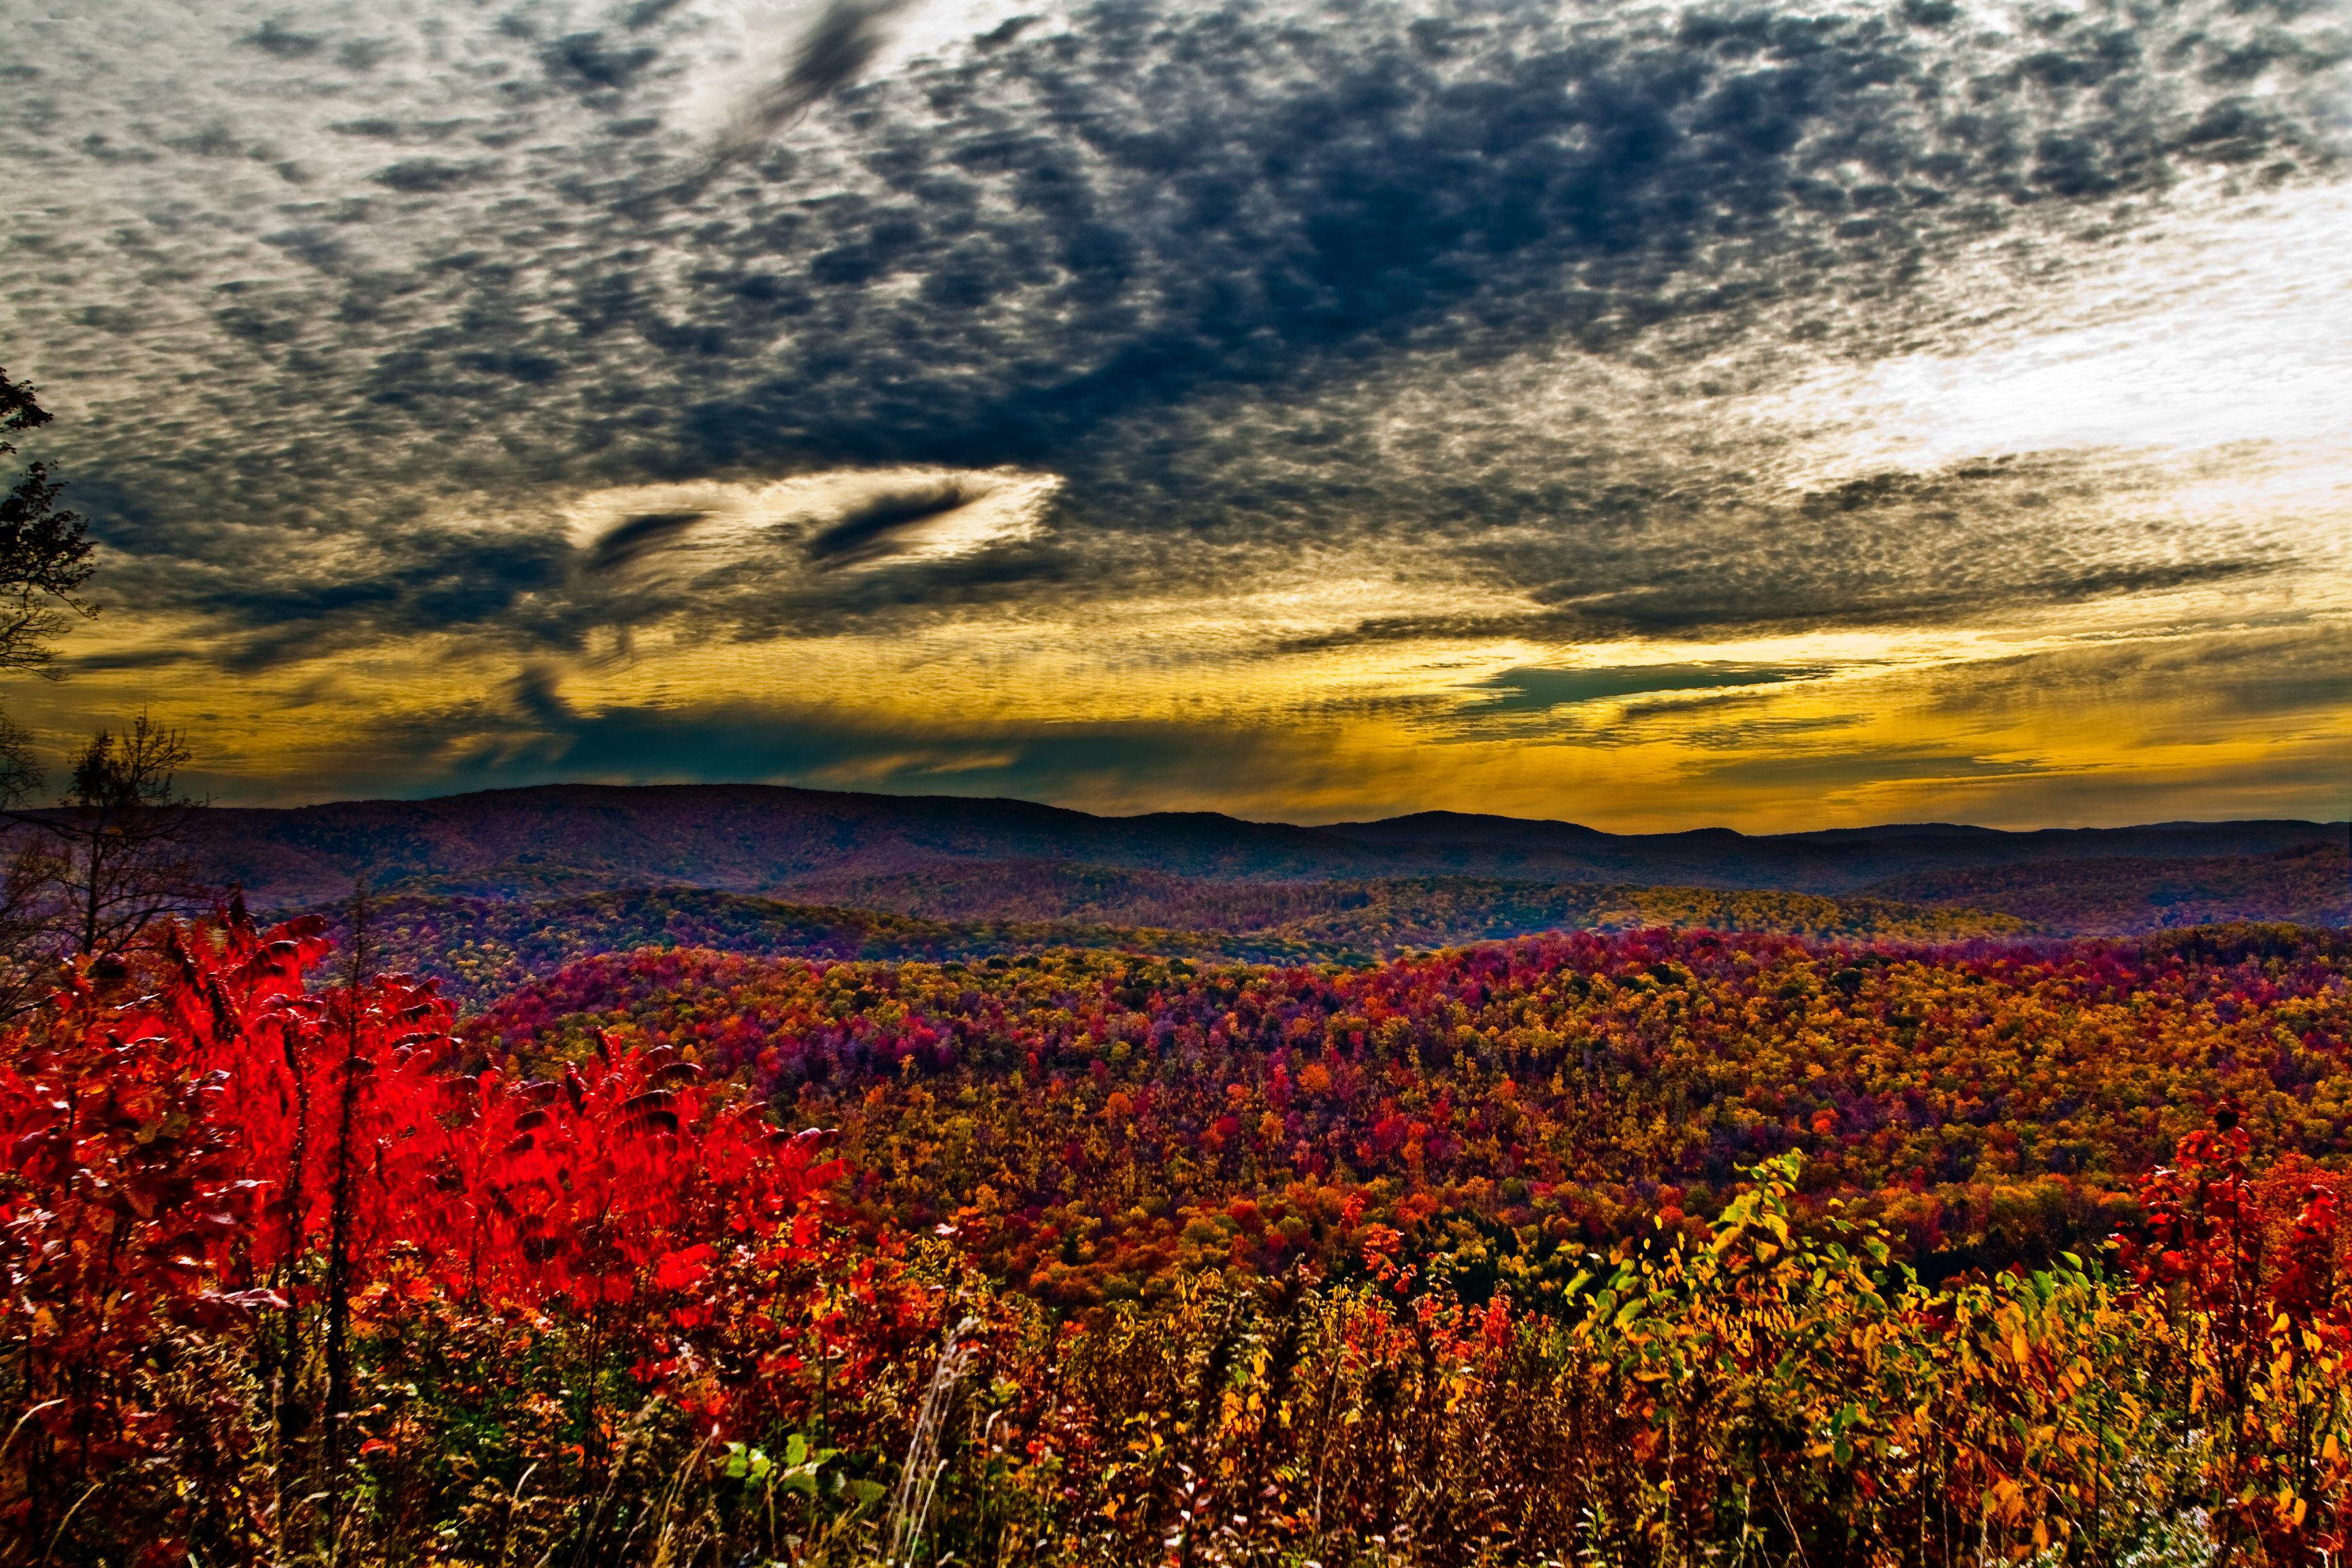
(0, 715), (209, 1013)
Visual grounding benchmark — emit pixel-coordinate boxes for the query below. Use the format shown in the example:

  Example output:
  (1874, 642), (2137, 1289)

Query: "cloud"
(7, 0), (2342, 654)
(804, 478), (1000, 566)
(542, 31), (663, 95)
(1463, 663), (1828, 715)
(1, 0), (2347, 823)
(80, 518), (575, 673)
(240, 18), (322, 59)
(713, 0), (907, 159)
(533, 466), (1066, 641)
(370, 157), (500, 193)
(1917, 624), (2352, 737)
(583, 510), (710, 574)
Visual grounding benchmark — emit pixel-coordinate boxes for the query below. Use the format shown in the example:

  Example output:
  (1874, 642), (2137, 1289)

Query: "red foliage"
(2123, 1114), (2351, 1561)
(0, 920), (320, 1484)
(0, 902), (858, 1550)
(355, 1033), (842, 1311)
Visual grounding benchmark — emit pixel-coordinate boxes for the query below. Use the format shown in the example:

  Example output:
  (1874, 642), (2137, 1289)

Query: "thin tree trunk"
(77, 827), (104, 959)
(270, 996), (316, 1557)
(321, 884), (368, 1561)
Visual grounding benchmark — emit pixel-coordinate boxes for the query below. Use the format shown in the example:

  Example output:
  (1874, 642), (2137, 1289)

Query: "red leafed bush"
(0, 919), (314, 1488)
(338, 1029), (843, 1311)
(0, 902), (862, 1561)
(2123, 1110), (2351, 1561)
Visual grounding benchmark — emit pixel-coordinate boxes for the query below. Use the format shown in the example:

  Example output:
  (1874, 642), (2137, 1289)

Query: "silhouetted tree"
(35, 715), (204, 962)
(0, 716), (206, 1013)
(0, 364), (96, 688)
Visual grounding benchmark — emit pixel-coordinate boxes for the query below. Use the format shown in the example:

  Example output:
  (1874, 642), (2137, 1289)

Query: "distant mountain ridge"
(182, 783), (2347, 930)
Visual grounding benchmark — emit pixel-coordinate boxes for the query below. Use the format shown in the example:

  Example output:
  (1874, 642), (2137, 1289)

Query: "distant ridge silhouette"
(156, 782), (2345, 919)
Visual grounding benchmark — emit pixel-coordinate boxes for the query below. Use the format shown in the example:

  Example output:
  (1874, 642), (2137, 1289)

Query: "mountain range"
(181, 784), (2346, 937)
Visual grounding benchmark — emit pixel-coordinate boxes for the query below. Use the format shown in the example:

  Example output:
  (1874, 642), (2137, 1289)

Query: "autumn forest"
(5, 885), (2349, 1565)
(7, 0), (2352, 1560)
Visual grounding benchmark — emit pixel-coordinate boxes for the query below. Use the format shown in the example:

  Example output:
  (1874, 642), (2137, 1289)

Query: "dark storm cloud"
(198, 531), (576, 670)
(73, 508), (576, 672)
(4, 0), (2345, 657)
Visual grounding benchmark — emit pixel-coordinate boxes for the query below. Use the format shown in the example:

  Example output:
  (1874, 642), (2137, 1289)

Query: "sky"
(3, 0), (2349, 831)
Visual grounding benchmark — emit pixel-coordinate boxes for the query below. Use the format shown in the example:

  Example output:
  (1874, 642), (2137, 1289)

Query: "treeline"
(321, 879), (2036, 1008)
(328, 888), (1184, 1003)
(790, 862), (2036, 944)
(787, 851), (2350, 938)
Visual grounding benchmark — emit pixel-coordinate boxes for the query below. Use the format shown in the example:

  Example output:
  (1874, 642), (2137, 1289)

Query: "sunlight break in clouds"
(1774, 183), (2352, 478)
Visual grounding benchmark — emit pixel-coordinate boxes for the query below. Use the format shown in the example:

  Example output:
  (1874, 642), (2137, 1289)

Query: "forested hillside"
(1860, 840), (2351, 932)
(340, 881), (2034, 1005)
(7, 781), (2344, 1562)
(466, 924), (2352, 1299)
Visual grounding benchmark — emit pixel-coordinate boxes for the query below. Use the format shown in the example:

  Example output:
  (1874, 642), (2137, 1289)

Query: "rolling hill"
(178, 784), (2345, 934)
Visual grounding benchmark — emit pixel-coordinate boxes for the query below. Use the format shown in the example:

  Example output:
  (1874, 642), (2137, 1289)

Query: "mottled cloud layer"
(3, 0), (2348, 820)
